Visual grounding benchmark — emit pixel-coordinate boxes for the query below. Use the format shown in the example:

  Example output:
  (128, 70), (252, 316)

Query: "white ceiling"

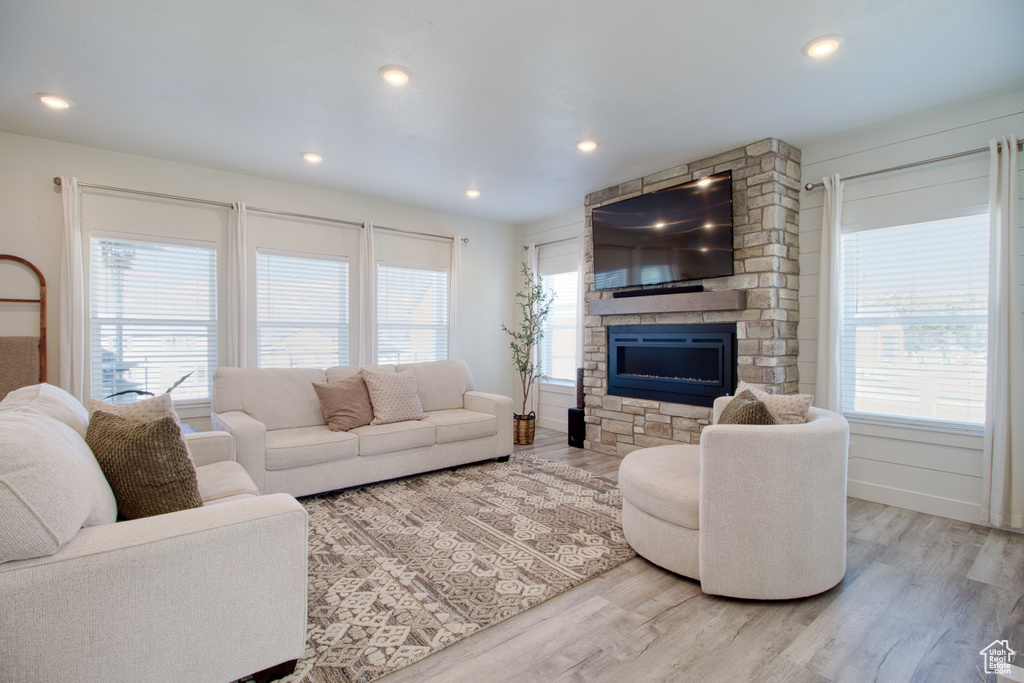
(1, 0), (1022, 224)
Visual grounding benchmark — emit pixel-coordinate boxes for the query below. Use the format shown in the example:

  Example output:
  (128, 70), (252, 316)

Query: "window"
(840, 214), (989, 427)
(539, 270), (579, 382)
(257, 250), (349, 368)
(89, 236), (217, 402)
(376, 263), (448, 363)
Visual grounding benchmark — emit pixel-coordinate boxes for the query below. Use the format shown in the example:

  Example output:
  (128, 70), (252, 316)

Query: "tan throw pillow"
(89, 393), (194, 462)
(718, 389), (777, 425)
(312, 375), (374, 432)
(734, 381), (814, 424)
(85, 412), (203, 520)
(362, 368), (427, 426)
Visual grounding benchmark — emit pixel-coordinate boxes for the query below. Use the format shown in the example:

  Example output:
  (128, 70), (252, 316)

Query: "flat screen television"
(592, 170), (734, 290)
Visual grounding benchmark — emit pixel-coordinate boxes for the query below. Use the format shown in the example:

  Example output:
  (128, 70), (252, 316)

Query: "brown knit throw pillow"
(85, 412), (203, 520)
(718, 389), (778, 425)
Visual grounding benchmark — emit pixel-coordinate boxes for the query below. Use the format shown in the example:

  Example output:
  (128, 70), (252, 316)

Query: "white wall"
(797, 88), (1024, 525)
(518, 208), (584, 431)
(0, 131), (519, 423)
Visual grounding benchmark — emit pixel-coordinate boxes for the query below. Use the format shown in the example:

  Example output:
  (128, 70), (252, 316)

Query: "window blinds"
(89, 236), (217, 401)
(376, 263), (448, 364)
(256, 250), (349, 368)
(839, 214), (989, 427)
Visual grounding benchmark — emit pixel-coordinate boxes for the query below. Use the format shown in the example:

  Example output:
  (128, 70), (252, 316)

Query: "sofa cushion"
(213, 367), (328, 430)
(86, 412), (204, 520)
(264, 426), (359, 470)
(718, 390), (777, 425)
(733, 381), (814, 424)
(396, 360), (475, 412)
(350, 421), (435, 456)
(619, 445), (701, 531)
(362, 368), (427, 425)
(325, 364), (394, 383)
(195, 460), (260, 503)
(422, 409), (497, 444)
(312, 375), (374, 432)
(0, 410), (118, 563)
(89, 393), (194, 461)
(0, 382), (90, 437)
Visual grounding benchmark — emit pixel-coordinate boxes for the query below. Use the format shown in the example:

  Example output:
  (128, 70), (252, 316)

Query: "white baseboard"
(848, 479), (984, 526)
(537, 415), (567, 432)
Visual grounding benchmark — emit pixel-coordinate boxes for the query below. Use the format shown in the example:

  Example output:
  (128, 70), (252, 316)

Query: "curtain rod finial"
(53, 177), (62, 187)
(461, 237), (469, 244)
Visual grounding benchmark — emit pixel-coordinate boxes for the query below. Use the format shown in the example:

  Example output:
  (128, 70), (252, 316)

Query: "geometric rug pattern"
(280, 453), (635, 682)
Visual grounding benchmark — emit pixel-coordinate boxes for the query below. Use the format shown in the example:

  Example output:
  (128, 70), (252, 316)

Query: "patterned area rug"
(282, 453), (634, 682)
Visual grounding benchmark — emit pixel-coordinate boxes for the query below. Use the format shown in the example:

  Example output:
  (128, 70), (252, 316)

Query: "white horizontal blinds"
(537, 241), (580, 382)
(256, 250), (349, 368)
(376, 263), (447, 364)
(89, 236), (217, 402)
(840, 214), (989, 426)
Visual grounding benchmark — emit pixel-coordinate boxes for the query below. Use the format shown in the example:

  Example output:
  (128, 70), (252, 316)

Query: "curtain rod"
(523, 235), (581, 250)
(803, 139), (1023, 191)
(51, 177), (469, 243)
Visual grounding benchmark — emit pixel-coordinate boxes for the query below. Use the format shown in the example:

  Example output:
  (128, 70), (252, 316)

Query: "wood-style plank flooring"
(379, 428), (1024, 683)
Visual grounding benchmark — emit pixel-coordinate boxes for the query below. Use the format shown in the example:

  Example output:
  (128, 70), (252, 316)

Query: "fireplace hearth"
(608, 324), (736, 407)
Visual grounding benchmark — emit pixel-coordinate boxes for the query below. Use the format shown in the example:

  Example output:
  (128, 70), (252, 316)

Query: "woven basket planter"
(513, 412), (536, 445)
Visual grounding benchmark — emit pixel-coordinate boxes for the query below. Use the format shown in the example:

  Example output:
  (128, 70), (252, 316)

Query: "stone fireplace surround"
(582, 138), (802, 456)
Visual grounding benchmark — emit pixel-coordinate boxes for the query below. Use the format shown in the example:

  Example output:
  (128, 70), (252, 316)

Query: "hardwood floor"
(378, 428), (1024, 683)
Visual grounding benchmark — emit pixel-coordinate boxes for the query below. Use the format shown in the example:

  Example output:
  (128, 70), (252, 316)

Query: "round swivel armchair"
(619, 398), (850, 600)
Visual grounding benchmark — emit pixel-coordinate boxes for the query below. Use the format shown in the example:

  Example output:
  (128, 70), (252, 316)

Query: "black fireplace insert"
(608, 323), (736, 407)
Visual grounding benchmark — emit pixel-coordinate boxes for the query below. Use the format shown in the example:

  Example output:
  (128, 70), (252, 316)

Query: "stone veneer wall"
(582, 138), (802, 456)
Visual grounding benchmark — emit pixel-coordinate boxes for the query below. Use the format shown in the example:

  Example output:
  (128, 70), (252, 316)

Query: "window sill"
(539, 380), (575, 394)
(845, 414), (983, 449)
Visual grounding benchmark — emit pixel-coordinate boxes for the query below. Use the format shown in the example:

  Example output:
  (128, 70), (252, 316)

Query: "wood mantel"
(588, 289), (745, 316)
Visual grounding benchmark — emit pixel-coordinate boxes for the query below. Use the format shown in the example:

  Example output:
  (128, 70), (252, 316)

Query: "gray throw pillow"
(718, 389), (778, 425)
(312, 375), (375, 432)
(85, 412), (203, 520)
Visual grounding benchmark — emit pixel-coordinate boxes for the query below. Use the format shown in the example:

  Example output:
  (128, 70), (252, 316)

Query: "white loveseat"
(0, 384), (308, 683)
(212, 359), (514, 497)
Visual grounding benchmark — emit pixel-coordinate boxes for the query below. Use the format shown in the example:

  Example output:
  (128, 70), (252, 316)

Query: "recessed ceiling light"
(802, 34), (844, 58)
(302, 152), (322, 164)
(379, 65), (411, 86)
(465, 189), (481, 198)
(577, 140), (598, 152)
(39, 94), (72, 109)
(654, 222), (665, 229)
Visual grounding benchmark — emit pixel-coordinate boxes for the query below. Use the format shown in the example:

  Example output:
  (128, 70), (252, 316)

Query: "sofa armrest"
(464, 390), (513, 419)
(464, 391), (514, 456)
(697, 411), (850, 598)
(212, 409), (268, 492)
(184, 430), (235, 467)
(0, 494), (308, 683)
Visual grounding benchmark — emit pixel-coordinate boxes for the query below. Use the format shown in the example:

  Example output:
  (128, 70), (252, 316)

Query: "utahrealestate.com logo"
(980, 639), (1017, 676)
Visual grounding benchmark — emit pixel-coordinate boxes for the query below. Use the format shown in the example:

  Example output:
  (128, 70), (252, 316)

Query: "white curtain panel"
(448, 235), (462, 360)
(576, 234), (586, 368)
(225, 201), (247, 367)
(982, 135), (1023, 529)
(358, 221), (376, 365)
(58, 176), (85, 400)
(526, 243), (539, 415)
(815, 173), (844, 411)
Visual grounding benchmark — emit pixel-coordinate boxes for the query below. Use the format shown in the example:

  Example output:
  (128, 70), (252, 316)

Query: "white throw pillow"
(0, 382), (90, 437)
(0, 410), (118, 563)
(362, 368), (428, 426)
(733, 381), (814, 424)
(89, 393), (193, 462)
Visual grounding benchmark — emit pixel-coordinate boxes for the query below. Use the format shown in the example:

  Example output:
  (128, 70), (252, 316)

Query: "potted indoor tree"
(501, 262), (554, 445)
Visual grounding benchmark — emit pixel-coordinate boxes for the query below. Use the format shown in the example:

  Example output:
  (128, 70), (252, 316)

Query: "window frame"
(375, 260), (450, 365)
(86, 230), (219, 410)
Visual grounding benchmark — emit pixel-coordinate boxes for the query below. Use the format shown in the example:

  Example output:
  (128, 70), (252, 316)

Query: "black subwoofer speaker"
(567, 408), (585, 448)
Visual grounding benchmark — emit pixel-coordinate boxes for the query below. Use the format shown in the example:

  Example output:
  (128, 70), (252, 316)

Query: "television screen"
(592, 170), (733, 290)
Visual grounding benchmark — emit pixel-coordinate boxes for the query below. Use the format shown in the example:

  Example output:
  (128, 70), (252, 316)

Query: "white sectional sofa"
(0, 383), (308, 683)
(212, 359), (514, 497)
